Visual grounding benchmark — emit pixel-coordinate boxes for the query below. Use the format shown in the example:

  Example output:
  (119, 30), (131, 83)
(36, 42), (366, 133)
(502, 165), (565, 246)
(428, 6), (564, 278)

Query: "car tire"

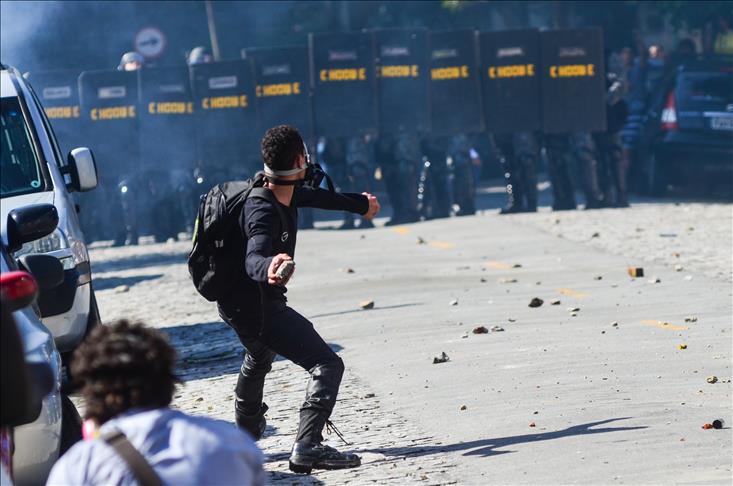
(59, 394), (82, 456)
(647, 151), (668, 197)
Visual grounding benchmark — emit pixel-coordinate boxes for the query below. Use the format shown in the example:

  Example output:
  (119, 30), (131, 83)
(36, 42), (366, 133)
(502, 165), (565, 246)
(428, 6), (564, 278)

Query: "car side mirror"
(6, 204), (59, 253)
(66, 147), (98, 192)
(17, 254), (64, 291)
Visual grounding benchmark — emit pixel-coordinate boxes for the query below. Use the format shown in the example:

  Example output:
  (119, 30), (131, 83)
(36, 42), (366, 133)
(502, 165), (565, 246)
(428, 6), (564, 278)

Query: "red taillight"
(0, 271), (39, 311)
(660, 91), (678, 131)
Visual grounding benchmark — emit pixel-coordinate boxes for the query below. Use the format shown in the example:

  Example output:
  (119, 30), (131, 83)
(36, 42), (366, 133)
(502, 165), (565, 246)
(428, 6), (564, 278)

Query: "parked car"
(648, 58), (733, 196)
(1, 64), (101, 362)
(1, 203), (82, 485)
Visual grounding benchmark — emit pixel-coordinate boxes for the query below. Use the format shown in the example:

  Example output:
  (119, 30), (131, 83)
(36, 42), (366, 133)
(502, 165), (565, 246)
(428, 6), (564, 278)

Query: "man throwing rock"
(217, 125), (380, 473)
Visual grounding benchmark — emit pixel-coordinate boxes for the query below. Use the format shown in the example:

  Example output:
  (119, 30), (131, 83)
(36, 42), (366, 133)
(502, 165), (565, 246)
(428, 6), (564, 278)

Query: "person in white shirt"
(47, 319), (264, 486)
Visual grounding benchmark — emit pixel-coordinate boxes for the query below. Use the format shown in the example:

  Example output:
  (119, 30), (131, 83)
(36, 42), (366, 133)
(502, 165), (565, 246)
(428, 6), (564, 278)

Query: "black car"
(648, 58), (733, 196)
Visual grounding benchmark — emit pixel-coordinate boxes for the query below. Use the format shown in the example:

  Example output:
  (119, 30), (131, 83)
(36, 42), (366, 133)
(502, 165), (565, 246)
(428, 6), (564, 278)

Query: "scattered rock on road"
(684, 316), (698, 323)
(648, 277), (661, 284)
(459, 405), (467, 411)
(472, 326), (489, 334)
(417, 236), (427, 245)
(449, 299), (459, 306)
(529, 298), (544, 308)
(499, 278), (518, 284)
(706, 376), (718, 384)
(550, 299), (561, 306)
(677, 344), (688, 350)
(433, 352), (450, 364)
(628, 267), (644, 278)
(567, 307), (580, 313)
(359, 300), (375, 310)
(490, 325), (505, 332)
(343, 267), (355, 274)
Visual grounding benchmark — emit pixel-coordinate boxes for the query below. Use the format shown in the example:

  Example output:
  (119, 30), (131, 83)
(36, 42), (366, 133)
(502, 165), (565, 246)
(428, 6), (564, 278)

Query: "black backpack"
(188, 176), (286, 302)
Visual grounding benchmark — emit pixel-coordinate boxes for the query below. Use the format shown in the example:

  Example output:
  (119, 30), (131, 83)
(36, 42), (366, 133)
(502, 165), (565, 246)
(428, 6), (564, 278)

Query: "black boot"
(235, 402), (268, 441)
(289, 412), (360, 474)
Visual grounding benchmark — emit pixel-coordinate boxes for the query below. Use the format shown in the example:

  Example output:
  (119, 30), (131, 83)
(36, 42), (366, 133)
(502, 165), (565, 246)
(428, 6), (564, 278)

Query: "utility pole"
(205, 0), (222, 61)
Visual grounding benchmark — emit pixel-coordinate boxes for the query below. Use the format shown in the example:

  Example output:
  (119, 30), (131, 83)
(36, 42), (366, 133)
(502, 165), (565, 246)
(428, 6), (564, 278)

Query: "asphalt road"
(89, 201), (732, 485)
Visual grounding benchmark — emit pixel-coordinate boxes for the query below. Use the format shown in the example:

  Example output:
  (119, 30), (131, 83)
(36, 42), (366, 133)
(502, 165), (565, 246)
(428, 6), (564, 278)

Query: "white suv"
(1, 64), (100, 359)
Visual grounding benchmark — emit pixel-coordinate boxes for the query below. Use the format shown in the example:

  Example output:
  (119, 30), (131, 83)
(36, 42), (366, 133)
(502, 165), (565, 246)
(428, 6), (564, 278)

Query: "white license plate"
(710, 116), (733, 131)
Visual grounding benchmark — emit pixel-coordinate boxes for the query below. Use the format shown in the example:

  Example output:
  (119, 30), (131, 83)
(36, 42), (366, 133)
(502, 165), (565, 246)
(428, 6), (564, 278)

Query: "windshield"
(1, 97), (47, 198)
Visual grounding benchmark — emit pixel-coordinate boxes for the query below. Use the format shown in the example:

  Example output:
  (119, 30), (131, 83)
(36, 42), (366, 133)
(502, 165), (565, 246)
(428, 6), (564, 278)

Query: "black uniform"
(217, 186), (368, 448)
(494, 131), (539, 213)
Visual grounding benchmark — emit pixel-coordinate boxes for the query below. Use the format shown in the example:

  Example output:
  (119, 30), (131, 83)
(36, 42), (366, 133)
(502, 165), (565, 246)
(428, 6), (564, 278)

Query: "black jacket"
(239, 186), (368, 303)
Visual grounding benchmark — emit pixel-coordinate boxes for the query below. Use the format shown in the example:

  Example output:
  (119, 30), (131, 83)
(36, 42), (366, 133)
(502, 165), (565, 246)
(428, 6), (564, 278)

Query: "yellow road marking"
(429, 241), (456, 250)
(391, 227), (454, 249)
(641, 320), (689, 331)
(556, 288), (590, 298)
(485, 261), (513, 270)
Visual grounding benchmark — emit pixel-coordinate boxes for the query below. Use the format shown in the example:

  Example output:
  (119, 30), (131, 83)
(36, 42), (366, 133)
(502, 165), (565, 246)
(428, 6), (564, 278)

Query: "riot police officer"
(377, 134), (420, 225)
(448, 133), (476, 216)
(346, 135), (375, 229)
(319, 137), (353, 229)
(418, 135), (452, 220)
(594, 72), (629, 207)
(494, 132), (539, 214)
(114, 51), (145, 245)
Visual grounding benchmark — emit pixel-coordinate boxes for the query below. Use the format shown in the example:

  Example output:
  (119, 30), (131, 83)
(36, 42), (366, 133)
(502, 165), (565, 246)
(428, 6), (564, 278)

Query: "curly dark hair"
(70, 320), (179, 424)
(261, 125), (304, 171)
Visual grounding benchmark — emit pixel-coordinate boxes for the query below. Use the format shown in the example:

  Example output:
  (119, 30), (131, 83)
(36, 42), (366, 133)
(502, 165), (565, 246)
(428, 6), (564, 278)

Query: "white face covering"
(262, 142), (311, 178)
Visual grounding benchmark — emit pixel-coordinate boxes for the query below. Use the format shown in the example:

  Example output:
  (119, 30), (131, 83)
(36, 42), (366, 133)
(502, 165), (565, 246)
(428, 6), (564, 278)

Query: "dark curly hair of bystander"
(70, 319), (180, 424)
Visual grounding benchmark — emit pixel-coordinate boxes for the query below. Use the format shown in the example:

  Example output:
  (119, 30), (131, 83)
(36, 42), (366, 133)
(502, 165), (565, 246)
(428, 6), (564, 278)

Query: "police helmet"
(188, 46), (213, 66)
(118, 51), (145, 71)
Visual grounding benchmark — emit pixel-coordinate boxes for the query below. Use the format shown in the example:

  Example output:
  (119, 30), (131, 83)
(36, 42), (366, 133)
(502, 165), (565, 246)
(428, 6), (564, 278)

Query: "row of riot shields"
(303, 27), (606, 139)
(31, 27), (606, 182)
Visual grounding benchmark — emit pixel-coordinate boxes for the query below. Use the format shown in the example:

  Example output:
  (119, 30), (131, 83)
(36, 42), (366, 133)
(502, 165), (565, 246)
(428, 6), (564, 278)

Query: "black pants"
(218, 298), (344, 444)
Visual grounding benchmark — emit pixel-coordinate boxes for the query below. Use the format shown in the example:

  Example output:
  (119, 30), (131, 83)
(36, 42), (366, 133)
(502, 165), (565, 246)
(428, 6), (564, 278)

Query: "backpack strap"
(248, 187), (289, 237)
(101, 430), (163, 486)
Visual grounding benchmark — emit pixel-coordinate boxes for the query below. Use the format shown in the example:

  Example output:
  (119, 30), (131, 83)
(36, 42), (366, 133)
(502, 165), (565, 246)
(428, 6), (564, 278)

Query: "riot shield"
(374, 28), (430, 135)
(245, 46), (313, 140)
(540, 28), (606, 134)
(78, 69), (140, 179)
(189, 60), (260, 176)
(479, 29), (542, 133)
(428, 29), (483, 136)
(29, 70), (87, 157)
(138, 66), (197, 172)
(309, 31), (377, 138)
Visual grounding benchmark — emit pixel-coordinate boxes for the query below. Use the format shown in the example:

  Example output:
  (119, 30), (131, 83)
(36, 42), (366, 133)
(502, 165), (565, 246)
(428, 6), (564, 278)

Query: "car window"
(1, 98), (47, 198)
(677, 71), (733, 109)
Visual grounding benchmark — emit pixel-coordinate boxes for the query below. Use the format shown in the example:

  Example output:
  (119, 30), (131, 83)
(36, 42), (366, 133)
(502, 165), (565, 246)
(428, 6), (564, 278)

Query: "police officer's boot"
(289, 410), (360, 474)
(235, 402), (268, 441)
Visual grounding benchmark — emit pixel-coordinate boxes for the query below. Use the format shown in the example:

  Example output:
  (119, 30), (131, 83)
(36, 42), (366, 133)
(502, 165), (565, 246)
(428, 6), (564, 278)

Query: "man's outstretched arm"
(295, 187), (379, 218)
